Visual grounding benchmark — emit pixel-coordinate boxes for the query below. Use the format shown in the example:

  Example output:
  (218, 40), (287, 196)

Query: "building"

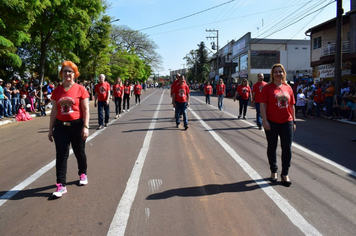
(209, 32), (311, 85)
(169, 68), (188, 83)
(305, 5), (356, 83)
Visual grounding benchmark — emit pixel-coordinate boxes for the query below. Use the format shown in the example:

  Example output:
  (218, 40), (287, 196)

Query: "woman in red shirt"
(313, 82), (324, 117)
(260, 63), (296, 186)
(204, 81), (212, 104)
(216, 79), (225, 110)
(48, 61), (90, 197)
(123, 80), (131, 112)
(112, 77), (124, 118)
(234, 79), (251, 119)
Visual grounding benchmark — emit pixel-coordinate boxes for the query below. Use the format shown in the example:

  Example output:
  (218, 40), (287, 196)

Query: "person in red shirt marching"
(112, 77), (124, 119)
(94, 74), (110, 129)
(48, 61), (90, 197)
(172, 75), (190, 130)
(260, 63), (296, 186)
(134, 81), (142, 105)
(234, 78), (251, 119)
(123, 80), (131, 112)
(251, 73), (267, 129)
(216, 79), (225, 110)
(204, 81), (212, 104)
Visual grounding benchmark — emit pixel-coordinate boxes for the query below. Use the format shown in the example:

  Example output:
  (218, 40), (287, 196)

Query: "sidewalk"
(0, 110), (51, 126)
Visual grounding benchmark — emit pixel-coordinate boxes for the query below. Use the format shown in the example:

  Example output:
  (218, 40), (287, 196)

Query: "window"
(250, 51), (279, 69)
(313, 36), (322, 49)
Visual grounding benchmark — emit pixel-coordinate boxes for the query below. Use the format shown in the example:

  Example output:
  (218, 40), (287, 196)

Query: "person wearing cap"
(0, 79), (4, 119)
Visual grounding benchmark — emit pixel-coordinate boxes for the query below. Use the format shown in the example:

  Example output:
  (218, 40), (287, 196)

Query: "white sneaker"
(122, 110), (125, 113)
(115, 115), (118, 119)
(127, 109), (130, 112)
(79, 173), (88, 185)
(53, 183), (67, 197)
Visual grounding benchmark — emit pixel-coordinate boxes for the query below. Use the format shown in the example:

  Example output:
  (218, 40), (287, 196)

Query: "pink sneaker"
(53, 183), (67, 197)
(79, 173), (88, 185)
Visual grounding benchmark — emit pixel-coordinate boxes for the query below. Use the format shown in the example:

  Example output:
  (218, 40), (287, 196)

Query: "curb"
(0, 111), (51, 126)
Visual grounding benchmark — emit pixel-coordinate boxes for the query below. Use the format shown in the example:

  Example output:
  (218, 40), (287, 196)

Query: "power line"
(138, 0), (236, 31)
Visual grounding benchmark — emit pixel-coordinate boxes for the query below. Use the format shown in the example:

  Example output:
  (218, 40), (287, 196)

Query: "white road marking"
(0, 90), (159, 207)
(148, 179), (163, 193)
(107, 90), (165, 236)
(191, 95), (356, 178)
(189, 107), (322, 236)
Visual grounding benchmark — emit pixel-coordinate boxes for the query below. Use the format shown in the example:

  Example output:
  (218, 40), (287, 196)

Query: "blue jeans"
(264, 120), (293, 176)
(175, 101), (188, 126)
(315, 102), (323, 116)
(325, 96), (333, 117)
(97, 101), (110, 126)
(11, 97), (19, 114)
(205, 94), (210, 104)
(255, 102), (262, 127)
(0, 99), (4, 118)
(218, 94), (224, 110)
(4, 99), (12, 116)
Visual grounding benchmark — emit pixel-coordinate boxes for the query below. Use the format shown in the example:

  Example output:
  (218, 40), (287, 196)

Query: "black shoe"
(258, 126), (262, 130)
(281, 175), (292, 187)
(352, 138), (356, 142)
(184, 125), (188, 130)
(270, 173), (277, 182)
(176, 124), (179, 128)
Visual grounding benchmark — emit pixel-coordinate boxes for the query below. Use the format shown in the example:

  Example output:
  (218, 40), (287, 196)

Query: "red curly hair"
(59, 61), (80, 78)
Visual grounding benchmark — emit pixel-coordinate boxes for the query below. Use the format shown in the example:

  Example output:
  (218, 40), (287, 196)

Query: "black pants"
(135, 94), (141, 104)
(123, 94), (130, 110)
(239, 99), (248, 116)
(114, 97), (122, 115)
(53, 119), (87, 185)
(264, 120), (293, 176)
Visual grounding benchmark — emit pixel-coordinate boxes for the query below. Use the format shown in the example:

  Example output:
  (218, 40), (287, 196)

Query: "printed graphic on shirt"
(275, 92), (290, 108)
(58, 96), (75, 115)
(179, 88), (186, 98)
(99, 85), (107, 94)
(116, 87), (121, 92)
(242, 87), (248, 93)
(259, 85), (264, 92)
(124, 87), (130, 93)
(219, 86), (223, 91)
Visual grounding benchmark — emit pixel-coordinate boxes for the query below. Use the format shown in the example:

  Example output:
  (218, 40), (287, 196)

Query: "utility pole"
(206, 29), (219, 81)
(334, 0), (343, 96)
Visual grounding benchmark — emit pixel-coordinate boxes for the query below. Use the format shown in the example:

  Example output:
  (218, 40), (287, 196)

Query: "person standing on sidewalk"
(251, 73), (267, 129)
(94, 74), (110, 129)
(204, 81), (212, 104)
(260, 63), (296, 186)
(0, 79), (4, 119)
(216, 79), (225, 110)
(48, 60), (90, 198)
(172, 75), (190, 130)
(112, 77), (124, 119)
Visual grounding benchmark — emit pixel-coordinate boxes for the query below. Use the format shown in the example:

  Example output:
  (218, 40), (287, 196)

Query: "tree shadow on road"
(146, 179), (274, 200)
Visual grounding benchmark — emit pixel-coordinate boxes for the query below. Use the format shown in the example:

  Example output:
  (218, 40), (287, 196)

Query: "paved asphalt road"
(0, 88), (355, 236)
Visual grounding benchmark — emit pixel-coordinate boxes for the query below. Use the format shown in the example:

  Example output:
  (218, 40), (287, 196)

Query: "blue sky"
(106, 0), (351, 76)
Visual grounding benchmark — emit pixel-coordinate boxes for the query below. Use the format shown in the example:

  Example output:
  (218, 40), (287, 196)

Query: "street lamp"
(109, 18), (120, 23)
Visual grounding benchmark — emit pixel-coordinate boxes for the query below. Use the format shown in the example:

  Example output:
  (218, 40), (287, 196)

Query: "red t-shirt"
(204, 85), (212, 95)
(216, 84), (225, 95)
(123, 85), (131, 95)
(237, 85), (251, 100)
(51, 83), (89, 121)
(134, 84), (142, 95)
(173, 83), (190, 103)
(95, 82), (110, 101)
(313, 88), (324, 103)
(252, 81), (267, 103)
(113, 84), (123, 98)
(260, 83), (295, 123)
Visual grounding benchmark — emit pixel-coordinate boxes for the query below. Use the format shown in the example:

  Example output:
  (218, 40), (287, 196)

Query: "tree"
(23, 0), (104, 97)
(184, 42), (210, 83)
(0, 0), (40, 78)
(111, 25), (162, 71)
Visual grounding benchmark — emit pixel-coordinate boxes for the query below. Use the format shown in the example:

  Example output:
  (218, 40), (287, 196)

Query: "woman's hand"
(82, 127), (89, 140)
(262, 120), (270, 130)
(48, 130), (54, 142)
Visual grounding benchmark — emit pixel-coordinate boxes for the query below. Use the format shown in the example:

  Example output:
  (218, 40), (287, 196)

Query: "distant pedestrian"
(260, 63), (296, 186)
(123, 80), (131, 112)
(94, 74), (110, 129)
(172, 75), (190, 130)
(134, 81), (142, 105)
(0, 79), (4, 119)
(234, 78), (251, 119)
(204, 81), (212, 104)
(251, 73), (267, 129)
(48, 60), (90, 198)
(216, 79), (225, 110)
(112, 77), (124, 119)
